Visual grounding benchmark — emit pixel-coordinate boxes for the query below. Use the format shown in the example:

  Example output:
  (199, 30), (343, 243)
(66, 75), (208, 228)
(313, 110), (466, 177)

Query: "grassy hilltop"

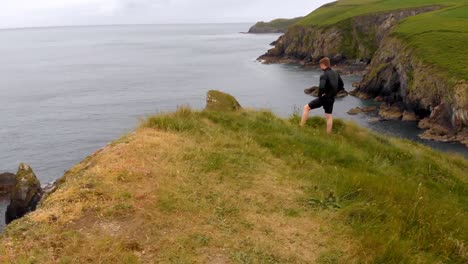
(1, 106), (466, 263)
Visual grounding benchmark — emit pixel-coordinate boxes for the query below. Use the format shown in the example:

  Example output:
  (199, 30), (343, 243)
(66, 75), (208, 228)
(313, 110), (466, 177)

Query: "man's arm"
(338, 74), (344, 91)
(318, 75), (327, 97)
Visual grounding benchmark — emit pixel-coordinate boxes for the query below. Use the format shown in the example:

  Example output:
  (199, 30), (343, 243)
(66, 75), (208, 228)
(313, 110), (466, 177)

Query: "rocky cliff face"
(259, 6), (440, 65)
(356, 37), (468, 145)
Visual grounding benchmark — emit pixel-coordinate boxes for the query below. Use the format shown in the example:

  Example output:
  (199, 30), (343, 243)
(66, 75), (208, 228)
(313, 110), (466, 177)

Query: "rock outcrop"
(205, 90), (242, 112)
(347, 106), (378, 115)
(304, 87), (319, 97)
(368, 117), (383, 123)
(356, 37), (467, 144)
(336, 90), (349, 98)
(5, 163), (43, 224)
(379, 104), (403, 120)
(402, 111), (419, 122)
(305, 87), (349, 98)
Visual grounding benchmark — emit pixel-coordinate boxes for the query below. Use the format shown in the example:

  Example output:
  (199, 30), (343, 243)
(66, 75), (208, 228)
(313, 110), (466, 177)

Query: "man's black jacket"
(318, 68), (344, 98)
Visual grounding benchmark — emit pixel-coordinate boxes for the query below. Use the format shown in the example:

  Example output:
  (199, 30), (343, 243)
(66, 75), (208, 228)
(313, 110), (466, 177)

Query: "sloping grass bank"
(1, 108), (467, 263)
(392, 4), (468, 81)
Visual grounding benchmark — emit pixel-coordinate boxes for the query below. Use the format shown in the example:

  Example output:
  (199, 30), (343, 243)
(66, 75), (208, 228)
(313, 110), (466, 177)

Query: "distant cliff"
(258, 0), (467, 145)
(248, 17), (303, 33)
(258, 6), (439, 64)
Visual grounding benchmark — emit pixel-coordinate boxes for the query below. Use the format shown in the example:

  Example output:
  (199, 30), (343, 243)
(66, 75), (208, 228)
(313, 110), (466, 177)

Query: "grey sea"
(0, 23), (466, 230)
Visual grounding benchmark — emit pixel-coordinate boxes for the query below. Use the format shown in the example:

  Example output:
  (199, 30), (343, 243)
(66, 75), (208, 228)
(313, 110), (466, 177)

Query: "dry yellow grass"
(0, 127), (353, 263)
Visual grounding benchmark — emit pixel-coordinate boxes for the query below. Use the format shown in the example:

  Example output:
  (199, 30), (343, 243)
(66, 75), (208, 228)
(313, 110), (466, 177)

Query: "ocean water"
(0, 23), (466, 230)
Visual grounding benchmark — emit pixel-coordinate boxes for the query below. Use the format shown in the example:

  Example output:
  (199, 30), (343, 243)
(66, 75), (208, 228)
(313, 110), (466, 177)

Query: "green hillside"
(292, 0), (467, 85)
(392, 5), (468, 81)
(1, 107), (466, 263)
(297, 0), (466, 26)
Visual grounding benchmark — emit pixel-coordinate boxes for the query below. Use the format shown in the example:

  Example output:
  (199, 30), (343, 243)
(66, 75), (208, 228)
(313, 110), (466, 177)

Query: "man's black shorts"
(308, 97), (335, 114)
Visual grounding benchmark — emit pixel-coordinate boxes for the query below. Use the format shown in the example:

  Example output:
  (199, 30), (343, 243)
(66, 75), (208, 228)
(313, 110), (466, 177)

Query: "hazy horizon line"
(0, 21), (263, 31)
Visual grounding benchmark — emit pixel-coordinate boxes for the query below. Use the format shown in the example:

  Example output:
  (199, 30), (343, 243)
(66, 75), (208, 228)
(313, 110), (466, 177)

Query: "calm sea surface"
(0, 23), (466, 230)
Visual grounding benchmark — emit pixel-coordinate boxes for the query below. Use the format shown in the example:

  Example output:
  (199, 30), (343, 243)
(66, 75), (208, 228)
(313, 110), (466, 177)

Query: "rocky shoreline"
(258, 55), (370, 76)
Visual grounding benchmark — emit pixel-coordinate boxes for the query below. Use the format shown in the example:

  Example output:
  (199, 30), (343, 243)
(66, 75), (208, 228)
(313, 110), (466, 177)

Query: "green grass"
(145, 109), (468, 263)
(393, 5), (468, 80)
(149, 109), (468, 263)
(297, 0), (465, 26)
(1, 108), (467, 263)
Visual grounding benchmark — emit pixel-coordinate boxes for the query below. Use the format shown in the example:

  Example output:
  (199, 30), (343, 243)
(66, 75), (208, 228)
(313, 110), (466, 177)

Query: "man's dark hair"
(319, 57), (331, 67)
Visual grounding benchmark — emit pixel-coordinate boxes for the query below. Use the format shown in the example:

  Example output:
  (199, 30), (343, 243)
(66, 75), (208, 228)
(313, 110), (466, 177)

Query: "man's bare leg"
(300, 105), (311, 126)
(326, 114), (333, 134)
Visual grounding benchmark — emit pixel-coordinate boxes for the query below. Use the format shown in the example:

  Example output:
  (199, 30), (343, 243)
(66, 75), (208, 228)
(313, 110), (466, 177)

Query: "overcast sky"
(0, 0), (334, 29)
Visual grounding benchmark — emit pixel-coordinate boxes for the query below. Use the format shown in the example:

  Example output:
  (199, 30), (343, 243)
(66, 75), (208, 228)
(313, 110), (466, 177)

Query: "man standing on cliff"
(300, 57), (344, 134)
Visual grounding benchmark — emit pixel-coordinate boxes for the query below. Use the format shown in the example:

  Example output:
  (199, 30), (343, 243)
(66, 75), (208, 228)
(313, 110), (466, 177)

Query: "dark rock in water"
(347, 106), (377, 115)
(336, 90), (349, 98)
(352, 82), (360, 88)
(379, 104), (403, 120)
(0, 173), (16, 195)
(402, 111), (419, 122)
(374, 96), (384, 102)
(306, 87), (348, 98)
(416, 101), (467, 145)
(417, 102), (455, 141)
(270, 40), (277, 46)
(356, 92), (372, 100)
(349, 89), (372, 100)
(347, 107), (362, 115)
(362, 106), (378, 113)
(205, 90), (242, 112)
(368, 117), (383, 123)
(304, 86), (319, 96)
(418, 102), (451, 132)
(6, 163), (43, 224)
